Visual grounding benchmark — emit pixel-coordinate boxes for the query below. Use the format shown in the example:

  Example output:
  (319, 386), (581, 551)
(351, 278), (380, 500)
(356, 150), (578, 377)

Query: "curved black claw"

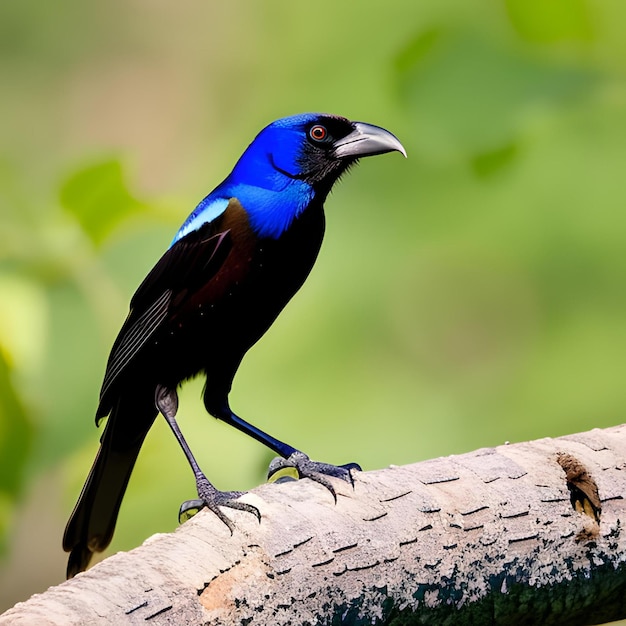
(267, 451), (361, 502)
(179, 477), (261, 528)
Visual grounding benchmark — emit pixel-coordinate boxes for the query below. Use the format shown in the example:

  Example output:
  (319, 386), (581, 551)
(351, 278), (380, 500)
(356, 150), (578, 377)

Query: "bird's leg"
(223, 410), (299, 459)
(208, 396), (361, 501)
(155, 384), (260, 527)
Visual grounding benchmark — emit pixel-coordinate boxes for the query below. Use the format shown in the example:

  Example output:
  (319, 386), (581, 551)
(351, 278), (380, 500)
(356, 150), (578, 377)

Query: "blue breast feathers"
(222, 179), (314, 240)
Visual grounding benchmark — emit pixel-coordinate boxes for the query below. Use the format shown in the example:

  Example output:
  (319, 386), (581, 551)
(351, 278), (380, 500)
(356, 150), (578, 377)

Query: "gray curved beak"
(333, 122), (407, 159)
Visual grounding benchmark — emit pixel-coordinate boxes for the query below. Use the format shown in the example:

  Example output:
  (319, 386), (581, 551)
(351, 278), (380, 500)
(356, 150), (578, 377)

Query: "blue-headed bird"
(63, 113), (405, 577)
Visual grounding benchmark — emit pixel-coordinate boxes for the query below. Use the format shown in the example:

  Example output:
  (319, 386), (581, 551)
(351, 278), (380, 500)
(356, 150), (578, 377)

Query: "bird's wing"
(98, 227), (232, 412)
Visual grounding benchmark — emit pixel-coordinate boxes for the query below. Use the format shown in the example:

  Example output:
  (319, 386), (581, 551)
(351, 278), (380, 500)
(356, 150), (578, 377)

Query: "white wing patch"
(171, 197), (229, 246)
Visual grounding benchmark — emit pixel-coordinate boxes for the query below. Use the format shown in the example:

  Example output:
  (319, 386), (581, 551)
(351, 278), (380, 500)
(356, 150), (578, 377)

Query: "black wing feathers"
(98, 228), (232, 410)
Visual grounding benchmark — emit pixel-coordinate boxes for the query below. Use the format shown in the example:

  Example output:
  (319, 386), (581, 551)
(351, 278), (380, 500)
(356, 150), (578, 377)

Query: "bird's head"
(194, 113), (405, 240)
(229, 113), (406, 194)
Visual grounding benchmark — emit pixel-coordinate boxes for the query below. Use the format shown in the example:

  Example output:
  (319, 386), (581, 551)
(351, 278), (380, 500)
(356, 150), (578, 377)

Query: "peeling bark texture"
(3, 425), (626, 626)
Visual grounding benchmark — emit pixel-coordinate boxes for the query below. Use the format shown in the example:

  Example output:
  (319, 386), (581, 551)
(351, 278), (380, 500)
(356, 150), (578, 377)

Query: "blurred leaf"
(394, 28), (599, 159)
(59, 159), (146, 246)
(394, 27), (443, 75)
(471, 142), (519, 177)
(0, 275), (48, 373)
(35, 281), (110, 468)
(0, 348), (33, 557)
(505, 0), (594, 43)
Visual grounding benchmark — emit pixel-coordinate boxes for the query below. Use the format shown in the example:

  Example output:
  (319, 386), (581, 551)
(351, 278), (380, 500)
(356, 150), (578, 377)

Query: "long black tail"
(63, 394), (156, 578)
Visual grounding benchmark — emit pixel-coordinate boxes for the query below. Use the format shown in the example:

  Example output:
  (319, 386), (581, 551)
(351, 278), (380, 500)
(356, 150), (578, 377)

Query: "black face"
(297, 115), (357, 188)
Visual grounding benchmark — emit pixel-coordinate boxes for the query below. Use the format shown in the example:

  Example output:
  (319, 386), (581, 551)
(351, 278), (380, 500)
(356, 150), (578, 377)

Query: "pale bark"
(2, 425), (626, 625)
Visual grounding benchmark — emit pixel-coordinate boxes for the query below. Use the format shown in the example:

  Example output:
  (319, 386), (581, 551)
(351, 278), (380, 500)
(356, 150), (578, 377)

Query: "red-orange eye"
(309, 125), (327, 141)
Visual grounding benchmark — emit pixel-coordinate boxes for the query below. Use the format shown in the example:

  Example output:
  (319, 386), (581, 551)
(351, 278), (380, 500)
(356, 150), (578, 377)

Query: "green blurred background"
(1, 0), (626, 613)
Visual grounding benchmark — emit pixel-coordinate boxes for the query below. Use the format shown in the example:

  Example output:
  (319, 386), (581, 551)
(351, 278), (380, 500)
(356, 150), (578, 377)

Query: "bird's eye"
(309, 125), (328, 142)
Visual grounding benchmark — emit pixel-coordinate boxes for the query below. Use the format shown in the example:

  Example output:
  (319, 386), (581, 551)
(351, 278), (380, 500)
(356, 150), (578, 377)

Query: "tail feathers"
(63, 398), (156, 578)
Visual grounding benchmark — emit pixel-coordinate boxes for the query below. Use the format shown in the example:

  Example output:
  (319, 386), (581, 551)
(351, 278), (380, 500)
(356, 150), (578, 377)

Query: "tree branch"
(2, 425), (626, 625)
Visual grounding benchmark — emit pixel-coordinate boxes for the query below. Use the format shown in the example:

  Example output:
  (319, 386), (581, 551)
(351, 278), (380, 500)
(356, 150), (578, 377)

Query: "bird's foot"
(267, 451), (361, 502)
(178, 476), (261, 528)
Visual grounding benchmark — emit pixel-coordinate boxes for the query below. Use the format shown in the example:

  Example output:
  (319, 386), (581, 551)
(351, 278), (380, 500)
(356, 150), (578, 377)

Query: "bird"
(63, 112), (405, 578)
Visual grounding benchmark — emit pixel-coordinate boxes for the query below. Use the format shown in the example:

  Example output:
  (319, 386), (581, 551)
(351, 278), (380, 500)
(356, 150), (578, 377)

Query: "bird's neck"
(220, 176), (318, 240)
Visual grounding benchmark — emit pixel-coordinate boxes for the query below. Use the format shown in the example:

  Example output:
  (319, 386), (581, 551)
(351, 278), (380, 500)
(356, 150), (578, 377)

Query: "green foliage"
(394, 26), (598, 159)
(59, 160), (147, 246)
(505, 0), (594, 43)
(0, 350), (32, 557)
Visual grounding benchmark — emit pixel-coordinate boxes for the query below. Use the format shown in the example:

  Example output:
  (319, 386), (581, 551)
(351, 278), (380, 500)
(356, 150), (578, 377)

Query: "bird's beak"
(333, 122), (407, 159)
